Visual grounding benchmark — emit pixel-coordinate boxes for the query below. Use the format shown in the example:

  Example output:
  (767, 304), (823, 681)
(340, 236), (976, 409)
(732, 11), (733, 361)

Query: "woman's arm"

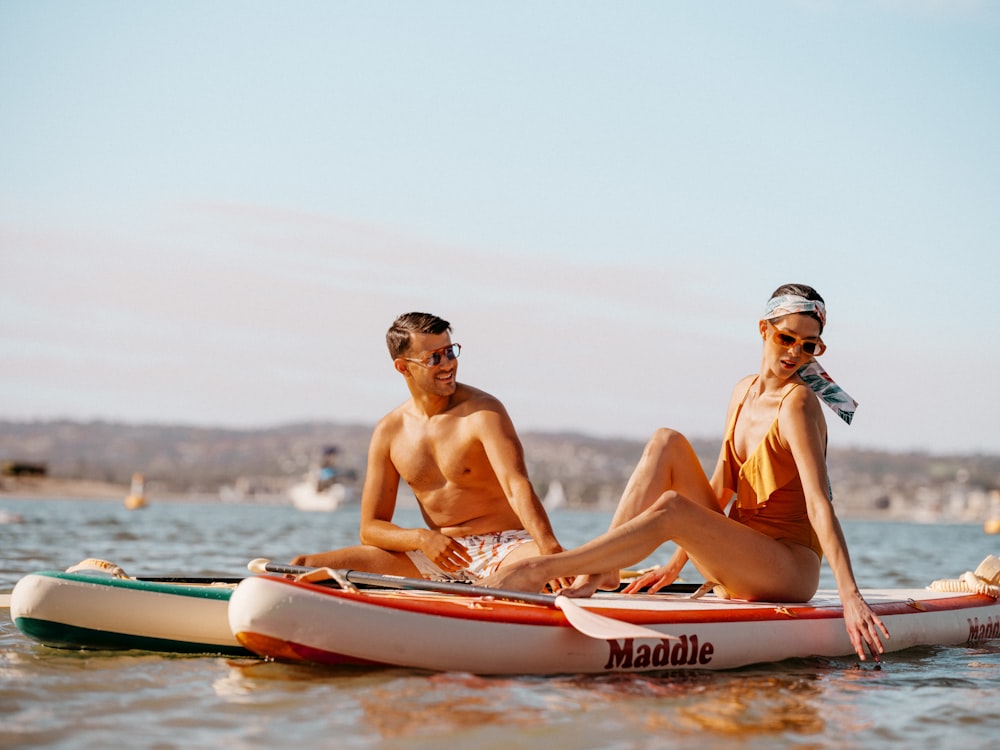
(781, 389), (890, 660)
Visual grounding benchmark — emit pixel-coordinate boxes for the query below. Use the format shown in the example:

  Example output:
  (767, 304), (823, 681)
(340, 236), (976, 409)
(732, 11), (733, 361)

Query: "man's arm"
(358, 420), (473, 570)
(356, 420), (408, 548)
(478, 403), (562, 555)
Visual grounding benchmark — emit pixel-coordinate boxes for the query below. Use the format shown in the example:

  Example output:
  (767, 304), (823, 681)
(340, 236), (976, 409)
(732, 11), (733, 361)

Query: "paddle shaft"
(257, 560), (558, 607)
(254, 561), (701, 598)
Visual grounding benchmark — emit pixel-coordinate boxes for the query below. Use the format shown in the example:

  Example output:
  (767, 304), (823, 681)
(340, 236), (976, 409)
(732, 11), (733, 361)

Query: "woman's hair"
(386, 312), (452, 358)
(769, 283), (825, 333)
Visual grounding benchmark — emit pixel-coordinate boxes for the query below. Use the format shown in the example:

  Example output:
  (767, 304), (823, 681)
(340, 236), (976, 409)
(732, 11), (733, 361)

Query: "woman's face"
(759, 313), (823, 376)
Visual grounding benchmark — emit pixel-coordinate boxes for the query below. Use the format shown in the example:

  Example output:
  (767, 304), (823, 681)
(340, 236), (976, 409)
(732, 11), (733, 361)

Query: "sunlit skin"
(292, 330), (564, 582)
(482, 312), (890, 662)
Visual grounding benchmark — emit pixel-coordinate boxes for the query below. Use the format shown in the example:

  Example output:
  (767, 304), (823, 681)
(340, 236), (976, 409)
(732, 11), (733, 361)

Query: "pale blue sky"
(2, 1), (998, 454)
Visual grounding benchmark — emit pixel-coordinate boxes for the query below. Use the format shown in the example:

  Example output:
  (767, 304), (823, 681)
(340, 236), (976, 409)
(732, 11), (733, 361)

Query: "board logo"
(605, 635), (714, 670)
(967, 616), (1000, 642)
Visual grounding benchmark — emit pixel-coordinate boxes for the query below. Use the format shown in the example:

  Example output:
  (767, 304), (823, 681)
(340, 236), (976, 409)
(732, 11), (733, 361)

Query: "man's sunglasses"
(401, 343), (462, 367)
(766, 321), (826, 357)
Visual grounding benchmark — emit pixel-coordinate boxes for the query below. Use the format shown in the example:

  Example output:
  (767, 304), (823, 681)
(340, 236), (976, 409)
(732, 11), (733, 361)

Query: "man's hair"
(386, 312), (452, 358)
(768, 283), (825, 333)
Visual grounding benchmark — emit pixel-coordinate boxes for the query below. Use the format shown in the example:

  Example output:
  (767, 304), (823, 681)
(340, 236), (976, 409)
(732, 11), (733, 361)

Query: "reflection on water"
(2, 499), (1000, 749)
(674, 674), (828, 735)
(360, 673), (549, 738)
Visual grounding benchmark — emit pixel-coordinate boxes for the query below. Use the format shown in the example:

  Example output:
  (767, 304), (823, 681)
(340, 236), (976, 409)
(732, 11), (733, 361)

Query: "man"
(292, 312), (563, 582)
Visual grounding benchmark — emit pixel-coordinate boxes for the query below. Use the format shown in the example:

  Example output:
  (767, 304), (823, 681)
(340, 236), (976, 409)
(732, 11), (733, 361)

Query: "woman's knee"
(643, 428), (696, 470)
(646, 427), (690, 455)
(647, 490), (687, 526)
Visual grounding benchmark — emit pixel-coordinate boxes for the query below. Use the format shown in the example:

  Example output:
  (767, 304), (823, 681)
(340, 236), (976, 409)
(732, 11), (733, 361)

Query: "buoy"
(124, 472), (147, 510)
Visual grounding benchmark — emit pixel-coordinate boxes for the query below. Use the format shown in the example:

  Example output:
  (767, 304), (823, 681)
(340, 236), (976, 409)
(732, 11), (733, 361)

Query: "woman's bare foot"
(559, 571), (621, 598)
(479, 559), (551, 593)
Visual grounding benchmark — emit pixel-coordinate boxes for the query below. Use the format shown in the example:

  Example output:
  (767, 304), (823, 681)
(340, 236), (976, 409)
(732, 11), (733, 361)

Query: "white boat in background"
(289, 480), (350, 512)
(288, 445), (356, 512)
(543, 480), (567, 510)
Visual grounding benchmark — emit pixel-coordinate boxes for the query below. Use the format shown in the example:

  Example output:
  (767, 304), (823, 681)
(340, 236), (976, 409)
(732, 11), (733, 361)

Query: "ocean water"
(1, 497), (999, 750)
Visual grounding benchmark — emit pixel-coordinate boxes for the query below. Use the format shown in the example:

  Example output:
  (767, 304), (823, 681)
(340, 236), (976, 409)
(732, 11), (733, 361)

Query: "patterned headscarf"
(763, 294), (857, 425)
(763, 294), (827, 328)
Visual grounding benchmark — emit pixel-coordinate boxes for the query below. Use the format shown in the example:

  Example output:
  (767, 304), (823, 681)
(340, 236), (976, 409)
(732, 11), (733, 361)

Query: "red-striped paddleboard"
(228, 575), (1000, 675)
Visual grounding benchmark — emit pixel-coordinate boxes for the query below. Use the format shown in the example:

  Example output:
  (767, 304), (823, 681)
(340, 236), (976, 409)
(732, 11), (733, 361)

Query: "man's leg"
(291, 544), (422, 576)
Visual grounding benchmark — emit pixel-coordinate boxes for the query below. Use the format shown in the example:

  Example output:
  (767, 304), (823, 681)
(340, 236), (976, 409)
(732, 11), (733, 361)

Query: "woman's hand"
(622, 564), (679, 594)
(556, 571), (622, 597)
(842, 590), (891, 661)
(481, 559), (549, 593)
(623, 548), (688, 594)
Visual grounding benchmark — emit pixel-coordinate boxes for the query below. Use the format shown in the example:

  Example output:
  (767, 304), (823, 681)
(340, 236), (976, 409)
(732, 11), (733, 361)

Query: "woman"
(482, 284), (890, 661)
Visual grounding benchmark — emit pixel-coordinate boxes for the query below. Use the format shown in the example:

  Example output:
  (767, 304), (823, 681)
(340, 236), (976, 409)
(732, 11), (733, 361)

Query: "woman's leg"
(485, 492), (819, 601)
(655, 497), (821, 601)
(559, 428), (718, 594)
(607, 428), (718, 529)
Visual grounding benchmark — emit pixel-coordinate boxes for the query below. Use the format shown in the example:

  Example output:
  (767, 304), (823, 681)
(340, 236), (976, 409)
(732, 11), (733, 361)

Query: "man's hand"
(420, 530), (472, 574)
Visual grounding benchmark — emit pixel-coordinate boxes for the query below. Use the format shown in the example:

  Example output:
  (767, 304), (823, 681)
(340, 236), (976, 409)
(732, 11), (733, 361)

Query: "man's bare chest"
(390, 428), (488, 488)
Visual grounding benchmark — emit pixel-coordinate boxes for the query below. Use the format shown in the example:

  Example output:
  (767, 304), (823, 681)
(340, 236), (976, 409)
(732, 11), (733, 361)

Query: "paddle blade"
(555, 596), (673, 641)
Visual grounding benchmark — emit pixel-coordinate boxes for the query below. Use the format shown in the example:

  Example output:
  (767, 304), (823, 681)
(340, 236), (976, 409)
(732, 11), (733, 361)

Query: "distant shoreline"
(0, 477), (217, 503)
(1, 476), (129, 500)
(0, 476), (301, 506)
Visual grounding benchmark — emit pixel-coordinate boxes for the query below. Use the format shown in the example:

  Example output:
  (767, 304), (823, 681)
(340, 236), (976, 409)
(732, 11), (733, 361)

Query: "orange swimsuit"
(719, 379), (824, 559)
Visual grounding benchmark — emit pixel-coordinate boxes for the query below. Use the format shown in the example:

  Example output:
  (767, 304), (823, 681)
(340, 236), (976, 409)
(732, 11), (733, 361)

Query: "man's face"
(397, 332), (459, 396)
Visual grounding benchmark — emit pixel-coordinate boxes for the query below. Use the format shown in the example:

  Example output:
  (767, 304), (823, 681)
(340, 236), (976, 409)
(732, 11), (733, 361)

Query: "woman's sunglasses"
(402, 343), (462, 368)
(766, 321), (826, 357)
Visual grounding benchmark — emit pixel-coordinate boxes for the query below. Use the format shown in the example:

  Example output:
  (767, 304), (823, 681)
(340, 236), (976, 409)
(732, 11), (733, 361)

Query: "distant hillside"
(0, 420), (374, 494)
(1, 419), (998, 519)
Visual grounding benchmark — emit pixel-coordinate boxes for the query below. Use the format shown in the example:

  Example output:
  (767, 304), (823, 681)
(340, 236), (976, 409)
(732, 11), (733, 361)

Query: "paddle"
(0, 594), (10, 608)
(247, 559), (670, 641)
